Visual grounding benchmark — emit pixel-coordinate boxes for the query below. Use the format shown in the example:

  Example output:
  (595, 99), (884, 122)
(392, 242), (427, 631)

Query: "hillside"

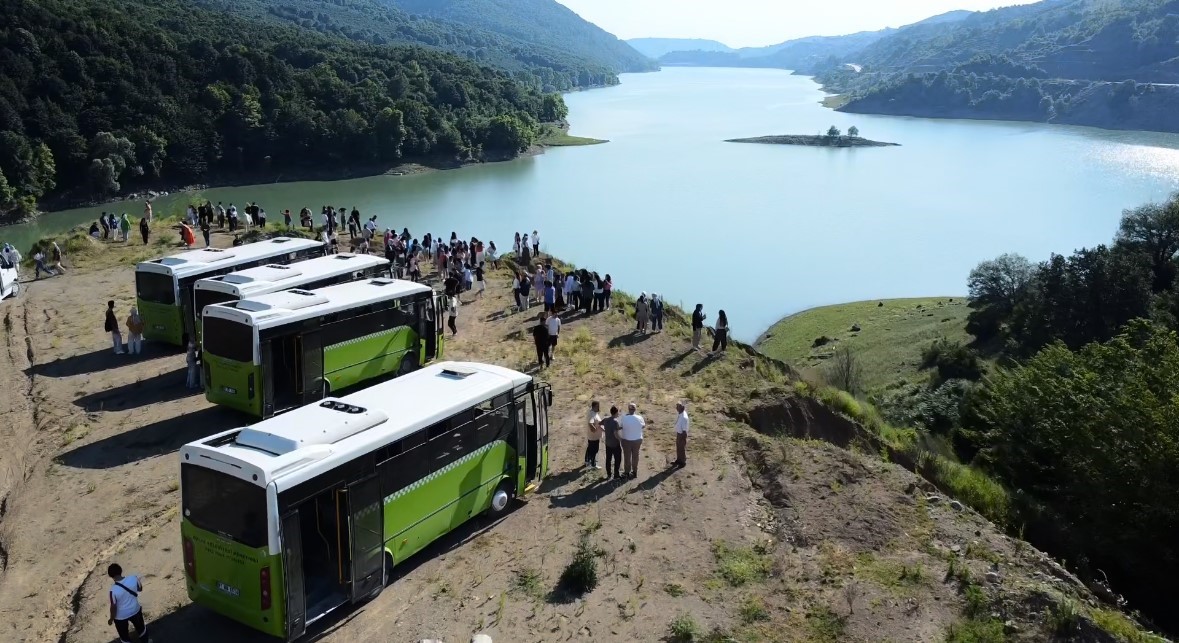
(0, 0), (566, 224)
(389, 0), (657, 74)
(0, 213), (1162, 643)
(627, 37), (733, 58)
(203, 0), (622, 91)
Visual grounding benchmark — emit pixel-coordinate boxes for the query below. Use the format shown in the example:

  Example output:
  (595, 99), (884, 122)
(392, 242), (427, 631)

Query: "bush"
(668, 612), (703, 642)
(925, 456), (1010, 526)
(1047, 599), (1081, 635)
(921, 339), (983, 385)
(946, 617), (1006, 643)
(712, 540), (773, 586)
(739, 595), (770, 623)
(557, 533), (599, 596)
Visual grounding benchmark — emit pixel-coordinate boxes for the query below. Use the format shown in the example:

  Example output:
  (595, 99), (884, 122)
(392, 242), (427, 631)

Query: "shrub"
(963, 584), (987, 618)
(511, 568), (544, 599)
(668, 612), (703, 642)
(1047, 599), (1081, 635)
(921, 339), (983, 385)
(946, 617), (1005, 643)
(739, 595), (770, 623)
(712, 540), (773, 586)
(557, 534), (599, 596)
(925, 455), (1010, 526)
(806, 606), (848, 642)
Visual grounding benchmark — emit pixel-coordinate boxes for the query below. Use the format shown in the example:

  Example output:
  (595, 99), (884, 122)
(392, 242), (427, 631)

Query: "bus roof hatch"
(234, 405), (390, 455)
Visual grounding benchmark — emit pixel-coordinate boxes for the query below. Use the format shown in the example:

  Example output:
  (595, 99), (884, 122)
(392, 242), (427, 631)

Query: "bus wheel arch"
(488, 478), (515, 516)
(383, 549), (396, 586)
(397, 351), (418, 377)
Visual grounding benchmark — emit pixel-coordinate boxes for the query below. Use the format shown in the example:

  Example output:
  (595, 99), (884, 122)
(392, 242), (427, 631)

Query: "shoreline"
(753, 296), (967, 347)
(14, 124), (606, 223)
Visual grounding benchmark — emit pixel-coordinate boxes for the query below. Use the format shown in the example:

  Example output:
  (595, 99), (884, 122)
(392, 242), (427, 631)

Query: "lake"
(13, 67), (1179, 340)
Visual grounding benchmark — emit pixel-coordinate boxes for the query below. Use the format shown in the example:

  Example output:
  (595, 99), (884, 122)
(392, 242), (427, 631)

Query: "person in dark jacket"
(139, 217), (150, 245)
(531, 312), (550, 368)
(691, 304), (707, 351)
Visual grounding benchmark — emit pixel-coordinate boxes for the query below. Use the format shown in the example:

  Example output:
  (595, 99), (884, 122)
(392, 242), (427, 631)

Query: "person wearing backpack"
(107, 563), (149, 643)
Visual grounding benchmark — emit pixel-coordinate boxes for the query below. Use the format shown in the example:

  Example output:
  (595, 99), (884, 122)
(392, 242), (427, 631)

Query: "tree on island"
(826, 126), (842, 138)
(848, 126), (860, 138)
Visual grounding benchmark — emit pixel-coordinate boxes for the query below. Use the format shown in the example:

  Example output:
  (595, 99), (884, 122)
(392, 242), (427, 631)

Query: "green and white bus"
(202, 278), (445, 418)
(192, 254), (391, 344)
(135, 237), (326, 346)
(180, 361), (552, 639)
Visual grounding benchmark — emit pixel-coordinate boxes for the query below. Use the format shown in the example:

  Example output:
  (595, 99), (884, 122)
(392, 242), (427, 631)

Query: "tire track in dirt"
(0, 301), (38, 581)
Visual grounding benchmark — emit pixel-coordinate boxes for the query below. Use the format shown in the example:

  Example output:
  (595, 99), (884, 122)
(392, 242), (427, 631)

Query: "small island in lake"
(727, 126), (899, 148)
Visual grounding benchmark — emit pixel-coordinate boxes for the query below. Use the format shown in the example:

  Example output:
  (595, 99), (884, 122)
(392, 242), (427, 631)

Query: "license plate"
(216, 581), (240, 597)
(222, 386), (237, 394)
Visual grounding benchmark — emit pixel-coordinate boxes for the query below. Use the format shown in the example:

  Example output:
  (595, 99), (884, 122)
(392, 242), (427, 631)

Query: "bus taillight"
(183, 537), (197, 581)
(260, 566), (272, 610)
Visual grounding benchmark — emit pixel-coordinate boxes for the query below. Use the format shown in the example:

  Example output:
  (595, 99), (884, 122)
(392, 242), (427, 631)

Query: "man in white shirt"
(545, 311), (561, 362)
(673, 402), (690, 468)
(619, 403), (646, 479)
(107, 563), (148, 642)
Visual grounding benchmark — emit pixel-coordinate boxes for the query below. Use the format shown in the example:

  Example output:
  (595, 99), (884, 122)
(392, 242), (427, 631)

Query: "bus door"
(299, 332), (325, 403)
(280, 511), (307, 641)
(536, 385), (551, 481)
(346, 476), (385, 602)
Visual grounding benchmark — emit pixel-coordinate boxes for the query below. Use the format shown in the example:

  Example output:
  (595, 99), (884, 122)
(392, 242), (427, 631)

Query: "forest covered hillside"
(388, 0), (657, 74)
(207, 0), (635, 91)
(0, 0), (568, 223)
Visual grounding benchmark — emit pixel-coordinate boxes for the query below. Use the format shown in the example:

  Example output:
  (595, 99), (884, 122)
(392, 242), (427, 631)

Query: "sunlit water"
(14, 68), (1179, 340)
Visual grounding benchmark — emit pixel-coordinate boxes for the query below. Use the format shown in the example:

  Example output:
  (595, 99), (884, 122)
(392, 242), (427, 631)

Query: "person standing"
(712, 310), (729, 353)
(200, 217), (211, 248)
(634, 293), (650, 333)
(531, 312), (550, 368)
(144, 200), (153, 222)
(585, 401), (603, 469)
(602, 406), (623, 480)
(619, 403), (646, 479)
(106, 301), (125, 355)
(691, 304), (707, 351)
(107, 563), (148, 643)
(257, 207), (267, 228)
(672, 402), (690, 468)
(546, 310), (561, 362)
(447, 295), (459, 336)
(475, 262), (486, 299)
(651, 294), (664, 332)
(186, 341), (200, 388)
(532, 229), (540, 257)
(543, 280), (556, 313)
(51, 242), (66, 274)
(99, 212), (111, 240)
(119, 214), (132, 242)
(126, 308), (145, 355)
(217, 202), (226, 228)
(139, 217), (150, 244)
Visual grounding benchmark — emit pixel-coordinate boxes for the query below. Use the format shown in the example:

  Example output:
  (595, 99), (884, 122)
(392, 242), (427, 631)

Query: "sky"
(554, 0), (1042, 48)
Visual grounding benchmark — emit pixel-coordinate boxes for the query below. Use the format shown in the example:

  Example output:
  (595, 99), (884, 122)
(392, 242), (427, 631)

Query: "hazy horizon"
(555, 0), (1043, 48)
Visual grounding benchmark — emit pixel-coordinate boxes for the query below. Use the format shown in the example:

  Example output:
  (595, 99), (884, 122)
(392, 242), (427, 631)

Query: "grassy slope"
(537, 124), (607, 146)
(756, 298), (970, 391)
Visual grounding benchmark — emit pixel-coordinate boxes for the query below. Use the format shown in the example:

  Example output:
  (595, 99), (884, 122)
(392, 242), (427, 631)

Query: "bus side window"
(475, 394), (513, 445)
(377, 431), (427, 495)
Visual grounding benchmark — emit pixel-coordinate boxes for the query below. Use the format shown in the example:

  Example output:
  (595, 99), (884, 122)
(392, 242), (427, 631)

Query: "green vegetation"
(738, 595), (770, 624)
(711, 540), (773, 587)
(511, 567), (544, 600)
(0, 0), (570, 222)
(756, 298), (971, 391)
(667, 613), (703, 642)
(388, 0), (656, 76)
(557, 533), (600, 596)
(946, 617), (1006, 643)
(536, 125), (607, 147)
(805, 606), (848, 642)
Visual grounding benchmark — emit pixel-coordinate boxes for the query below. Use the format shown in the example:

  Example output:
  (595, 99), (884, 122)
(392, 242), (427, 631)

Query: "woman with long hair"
(712, 310), (729, 353)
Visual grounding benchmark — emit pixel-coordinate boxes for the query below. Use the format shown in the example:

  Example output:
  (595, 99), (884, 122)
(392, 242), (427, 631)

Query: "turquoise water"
(16, 67), (1179, 339)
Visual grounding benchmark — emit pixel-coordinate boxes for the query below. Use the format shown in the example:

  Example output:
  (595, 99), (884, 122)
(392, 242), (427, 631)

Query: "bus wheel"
(488, 480), (514, 516)
(384, 552), (395, 587)
(397, 353), (418, 377)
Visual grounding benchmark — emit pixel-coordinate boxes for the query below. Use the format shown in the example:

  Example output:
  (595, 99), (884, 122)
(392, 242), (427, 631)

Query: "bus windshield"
(204, 316), (254, 362)
(194, 289), (238, 319)
(136, 270), (176, 305)
(181, 464), (267, 548)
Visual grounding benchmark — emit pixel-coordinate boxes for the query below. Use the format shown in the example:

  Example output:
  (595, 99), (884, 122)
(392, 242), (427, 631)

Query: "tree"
(965, 253), (1033, 341)
(826, 125), (842, 138)
(848, 125), (860, 138)
(541, 94), (568, 122)
(90, 132), (136, 179)
(1114, 194), (1179, 292)
(965, 320), (1179, 614)
(825, 344), (864, 395)
(481, 114), (535, 154)
(87, 157), (120, 194)
(0, 168), (13, 205)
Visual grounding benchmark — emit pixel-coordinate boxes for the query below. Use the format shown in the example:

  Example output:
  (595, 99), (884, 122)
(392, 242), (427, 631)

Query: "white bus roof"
(202, 278), (432, 331)
(180, 362), (533, 489)
(193, 254), (389, 299)
(135, 237), (324, 279)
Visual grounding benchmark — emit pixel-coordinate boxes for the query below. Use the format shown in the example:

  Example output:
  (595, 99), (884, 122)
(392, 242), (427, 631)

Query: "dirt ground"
(0, 226), (1147, 643)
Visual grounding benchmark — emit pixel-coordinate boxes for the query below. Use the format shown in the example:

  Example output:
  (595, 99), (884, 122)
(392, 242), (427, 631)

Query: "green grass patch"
(855, 553), (928, 590)
(946, 617), (1006, 643)
(924, 455), (1011, 527)
(738, 595), (770, 624)
(805, 606), (848, 642)
(1090, 608), (1162, 643)
(511, 567), (544, 600)
(538, 124), (607, 147)
(756, 298), (971, 391)
(712, 540), (773, 587)
(664, 582), (686, 597)
(667, 612), (703, 642)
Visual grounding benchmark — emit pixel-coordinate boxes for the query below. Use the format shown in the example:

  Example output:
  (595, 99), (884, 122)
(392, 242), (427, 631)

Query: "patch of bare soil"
(0, 230), (1152, 643)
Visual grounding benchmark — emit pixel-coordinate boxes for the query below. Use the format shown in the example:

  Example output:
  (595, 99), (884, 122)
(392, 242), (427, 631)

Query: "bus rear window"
(136, 271), (175, 305)
(204, 317), (253, 362)
(195, 289), (238, 319)
(181, 464), (267, 548)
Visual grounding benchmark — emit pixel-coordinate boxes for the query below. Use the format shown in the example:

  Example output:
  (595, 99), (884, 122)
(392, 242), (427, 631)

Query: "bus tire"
(384, 552), (395, 587)
(488, 479), (515, 516)
(397, 352), (418, 377)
